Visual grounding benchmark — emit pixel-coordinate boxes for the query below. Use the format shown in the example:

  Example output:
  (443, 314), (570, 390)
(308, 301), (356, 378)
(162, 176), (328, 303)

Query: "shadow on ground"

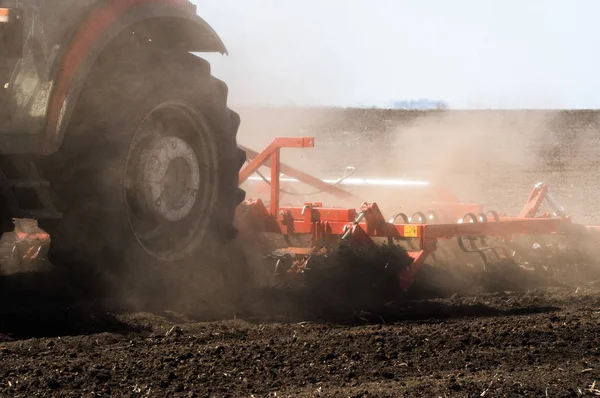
(211, 286), (562, 326)
(0, 253), (568, 339)
(0, 270), (148, 340)
(0, 306), (146, 340)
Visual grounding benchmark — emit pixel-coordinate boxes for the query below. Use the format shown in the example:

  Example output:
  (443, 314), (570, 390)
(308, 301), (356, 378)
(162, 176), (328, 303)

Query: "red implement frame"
(238, 137), (574, 290)
(239, 137), (357, 215)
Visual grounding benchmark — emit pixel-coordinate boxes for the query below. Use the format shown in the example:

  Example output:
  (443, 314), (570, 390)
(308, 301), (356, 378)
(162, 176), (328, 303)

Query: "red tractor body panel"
(0, 0), (226, 154)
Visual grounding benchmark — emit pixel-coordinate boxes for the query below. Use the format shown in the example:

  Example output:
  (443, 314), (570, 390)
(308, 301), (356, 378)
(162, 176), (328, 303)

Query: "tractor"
(0, 1), (246, 307)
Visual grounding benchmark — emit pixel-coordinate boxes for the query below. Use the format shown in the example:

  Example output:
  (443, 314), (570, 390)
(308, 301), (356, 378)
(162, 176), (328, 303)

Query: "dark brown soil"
(1, 283), (599, 397)
(2, 108), (600, 397)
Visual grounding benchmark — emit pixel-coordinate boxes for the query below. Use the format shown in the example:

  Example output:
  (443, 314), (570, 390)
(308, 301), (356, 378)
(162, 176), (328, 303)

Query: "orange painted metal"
(399, 250), (432, 291)
(239, 137), (314, 184)
(239, 137), (357, 200)
(237, 137), (577, 291)
(270, 147), (281, 216)
(519, 183), (548, 218)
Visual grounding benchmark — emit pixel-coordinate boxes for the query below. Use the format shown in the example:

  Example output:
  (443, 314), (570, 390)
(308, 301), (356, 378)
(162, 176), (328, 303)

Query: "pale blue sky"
(195, 1), (600, 109)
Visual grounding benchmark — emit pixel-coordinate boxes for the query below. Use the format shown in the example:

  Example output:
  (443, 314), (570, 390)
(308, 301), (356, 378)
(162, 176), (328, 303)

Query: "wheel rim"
(124, 101), (219, 261)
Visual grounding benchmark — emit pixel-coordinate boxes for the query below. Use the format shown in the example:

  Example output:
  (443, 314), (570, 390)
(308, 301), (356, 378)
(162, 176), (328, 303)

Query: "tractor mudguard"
(43, 0), (228, 155)
(0, 0), (227, 155)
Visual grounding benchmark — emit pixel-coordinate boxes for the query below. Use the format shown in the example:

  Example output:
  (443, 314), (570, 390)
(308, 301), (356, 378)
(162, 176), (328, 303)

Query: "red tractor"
(0, 1), (246, 305)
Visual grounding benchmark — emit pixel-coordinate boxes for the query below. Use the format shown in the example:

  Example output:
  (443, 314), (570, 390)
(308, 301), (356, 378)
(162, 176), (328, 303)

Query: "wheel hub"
(129, 135), (201, 222)
(123, 103), (219, 261)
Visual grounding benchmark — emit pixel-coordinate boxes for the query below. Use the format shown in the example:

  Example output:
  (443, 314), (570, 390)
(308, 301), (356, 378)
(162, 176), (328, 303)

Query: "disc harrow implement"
(236, 137), (598, 293)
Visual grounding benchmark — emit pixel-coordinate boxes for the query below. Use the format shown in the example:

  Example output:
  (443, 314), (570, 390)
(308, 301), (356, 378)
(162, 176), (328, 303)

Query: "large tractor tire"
(37, 45), (247, 315)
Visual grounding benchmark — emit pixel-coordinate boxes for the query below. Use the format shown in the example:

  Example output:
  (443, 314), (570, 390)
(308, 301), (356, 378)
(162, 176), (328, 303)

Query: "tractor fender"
(42, 0), (228, 155)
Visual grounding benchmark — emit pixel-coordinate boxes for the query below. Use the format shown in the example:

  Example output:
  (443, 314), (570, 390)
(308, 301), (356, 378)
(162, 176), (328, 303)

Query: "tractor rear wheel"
(37, 47), (247, 314)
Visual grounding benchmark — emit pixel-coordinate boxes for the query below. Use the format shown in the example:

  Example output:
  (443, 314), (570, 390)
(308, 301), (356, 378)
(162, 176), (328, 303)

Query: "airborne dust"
(3, 107), (600, 397)
(233, 107), (600, 310)
(3, 107), (600, 318)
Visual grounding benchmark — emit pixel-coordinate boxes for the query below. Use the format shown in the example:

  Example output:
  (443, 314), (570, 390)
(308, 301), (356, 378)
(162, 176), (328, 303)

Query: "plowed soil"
(2, 108), (600, 397)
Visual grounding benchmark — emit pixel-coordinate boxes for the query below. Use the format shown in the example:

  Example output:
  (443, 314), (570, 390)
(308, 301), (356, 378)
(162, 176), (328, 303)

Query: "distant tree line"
(390, 99), (448, 110)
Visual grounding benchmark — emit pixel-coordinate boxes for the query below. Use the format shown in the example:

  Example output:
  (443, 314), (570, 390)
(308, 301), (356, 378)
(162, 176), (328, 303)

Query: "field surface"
(2, 108), (600, 397)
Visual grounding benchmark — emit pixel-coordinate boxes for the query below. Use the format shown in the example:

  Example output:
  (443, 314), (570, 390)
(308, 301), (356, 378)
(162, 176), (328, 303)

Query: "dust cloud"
(235, 107), (556, 217)
(234, 107), (600, 226)
(377, 110), (554, 217)
(232, 106), (600, 290)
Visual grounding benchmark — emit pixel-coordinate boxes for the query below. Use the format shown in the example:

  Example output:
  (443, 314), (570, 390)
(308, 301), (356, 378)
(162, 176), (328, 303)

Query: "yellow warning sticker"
(403, 225), (418, 238)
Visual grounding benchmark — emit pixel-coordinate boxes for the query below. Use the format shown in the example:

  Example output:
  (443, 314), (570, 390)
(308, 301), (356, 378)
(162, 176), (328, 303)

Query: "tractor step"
(0, 160), (62, 220)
